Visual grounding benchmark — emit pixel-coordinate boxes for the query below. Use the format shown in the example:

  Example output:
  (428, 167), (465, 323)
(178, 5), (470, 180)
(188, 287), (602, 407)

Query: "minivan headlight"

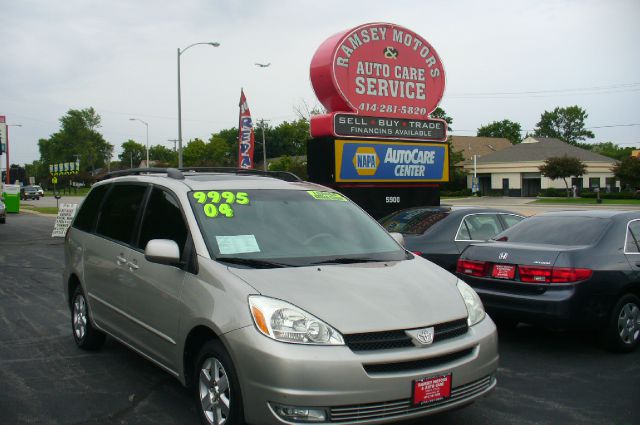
(456, 279), (486, 326)
(249, 296), (344, 345)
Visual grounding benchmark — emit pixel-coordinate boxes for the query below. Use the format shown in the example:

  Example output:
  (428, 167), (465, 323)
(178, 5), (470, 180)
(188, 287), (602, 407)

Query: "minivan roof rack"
(100, 168), (185, 181)
(179, 167), (302, 182)
(100, 167), (302, 182)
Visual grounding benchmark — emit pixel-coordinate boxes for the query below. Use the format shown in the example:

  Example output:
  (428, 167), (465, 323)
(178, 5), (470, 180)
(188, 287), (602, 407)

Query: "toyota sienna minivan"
(63, 168), (498, 425)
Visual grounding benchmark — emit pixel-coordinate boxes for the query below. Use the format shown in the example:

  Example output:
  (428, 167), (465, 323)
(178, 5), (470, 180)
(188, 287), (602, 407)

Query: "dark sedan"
(456, 210), (640, 352)
(379, 206), (525, 271)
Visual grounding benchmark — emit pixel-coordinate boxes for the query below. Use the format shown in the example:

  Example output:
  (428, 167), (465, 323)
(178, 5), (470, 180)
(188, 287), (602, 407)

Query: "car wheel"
(604, 293), (640, 353)
(194, 340), (244, 425)
(0, 217), (5, 224)
(71, 286), (105, 350)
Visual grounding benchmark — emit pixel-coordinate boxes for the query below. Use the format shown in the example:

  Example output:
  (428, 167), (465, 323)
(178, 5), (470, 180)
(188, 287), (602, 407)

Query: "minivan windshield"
(189, 189), (408, 267)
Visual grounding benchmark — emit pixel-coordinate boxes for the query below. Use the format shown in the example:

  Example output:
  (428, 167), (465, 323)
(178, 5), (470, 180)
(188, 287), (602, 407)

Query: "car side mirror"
(145, 239), (180, 265)
(390, 232), (405, 247)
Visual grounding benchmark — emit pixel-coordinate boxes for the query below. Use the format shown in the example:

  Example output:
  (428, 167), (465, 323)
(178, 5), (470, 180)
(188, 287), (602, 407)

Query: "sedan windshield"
(189, 189), (408, 266)
(494, 216), (610, 246)
(379, 208), (449, 234)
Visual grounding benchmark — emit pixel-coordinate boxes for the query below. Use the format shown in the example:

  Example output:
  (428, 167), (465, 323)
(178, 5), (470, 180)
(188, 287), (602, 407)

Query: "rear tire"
(193, 340), (244, 425)
(71, 286), (105, 350)
(603, 294), (640, 353)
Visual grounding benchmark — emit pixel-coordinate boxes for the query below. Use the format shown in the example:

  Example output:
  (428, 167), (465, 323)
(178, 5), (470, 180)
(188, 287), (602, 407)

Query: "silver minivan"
(64, 168), (498, 425)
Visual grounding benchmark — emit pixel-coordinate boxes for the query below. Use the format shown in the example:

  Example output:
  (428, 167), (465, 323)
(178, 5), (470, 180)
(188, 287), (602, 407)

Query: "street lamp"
(3, 123), (22, 184)
(129, 118), (149, 168)
(177, 41), (220, 168)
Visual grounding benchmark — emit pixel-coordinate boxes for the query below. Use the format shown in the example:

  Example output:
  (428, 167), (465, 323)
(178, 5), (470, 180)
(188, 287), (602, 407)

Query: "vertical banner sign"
(237, 90), (255, 169)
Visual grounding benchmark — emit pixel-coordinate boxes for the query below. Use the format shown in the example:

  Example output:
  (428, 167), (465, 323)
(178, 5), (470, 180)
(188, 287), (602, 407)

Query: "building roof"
(474, 137), (616, 164)
(450, 136), (512, 162)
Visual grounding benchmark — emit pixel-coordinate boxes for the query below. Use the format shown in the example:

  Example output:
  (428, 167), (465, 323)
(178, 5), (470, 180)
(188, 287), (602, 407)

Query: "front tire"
(194, 340), (244, 425)
(604, 293), (640, 353)
(71, 286), (105, 350)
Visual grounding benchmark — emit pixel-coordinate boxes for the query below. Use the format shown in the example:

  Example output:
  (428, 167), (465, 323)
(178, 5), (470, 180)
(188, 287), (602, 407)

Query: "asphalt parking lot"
(1, 212), (639, 425)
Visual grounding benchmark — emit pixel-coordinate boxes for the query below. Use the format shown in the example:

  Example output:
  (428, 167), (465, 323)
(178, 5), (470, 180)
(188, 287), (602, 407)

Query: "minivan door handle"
(116, 255), (127, 265)
(127, 260), (139, 271)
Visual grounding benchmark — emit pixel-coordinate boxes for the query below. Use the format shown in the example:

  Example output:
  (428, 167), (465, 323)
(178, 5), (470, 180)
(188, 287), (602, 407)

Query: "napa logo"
(352, 147), (379, 176)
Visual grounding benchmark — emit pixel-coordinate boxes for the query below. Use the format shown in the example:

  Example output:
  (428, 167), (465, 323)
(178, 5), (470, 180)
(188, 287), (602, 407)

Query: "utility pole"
(168, 139), (179, 152)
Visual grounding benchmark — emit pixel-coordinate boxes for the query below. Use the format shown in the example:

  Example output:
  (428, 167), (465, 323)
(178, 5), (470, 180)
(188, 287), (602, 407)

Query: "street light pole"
(129, 118), (149, 168)
(258, 119), (269, 171)
(177, 41), (220, 169)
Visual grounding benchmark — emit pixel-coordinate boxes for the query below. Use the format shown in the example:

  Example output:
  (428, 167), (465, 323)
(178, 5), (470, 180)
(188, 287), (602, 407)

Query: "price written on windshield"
(192, 191), (250, 218)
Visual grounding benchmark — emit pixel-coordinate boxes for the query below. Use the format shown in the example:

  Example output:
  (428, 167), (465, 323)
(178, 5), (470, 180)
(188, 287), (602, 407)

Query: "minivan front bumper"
(223, 317), (498, 424)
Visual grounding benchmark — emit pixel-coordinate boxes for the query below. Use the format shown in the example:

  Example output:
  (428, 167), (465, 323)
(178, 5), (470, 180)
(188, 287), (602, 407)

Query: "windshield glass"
(494, 216), (610, 245)
(379, 208), (449, 234)
(189, 189), (408, 266)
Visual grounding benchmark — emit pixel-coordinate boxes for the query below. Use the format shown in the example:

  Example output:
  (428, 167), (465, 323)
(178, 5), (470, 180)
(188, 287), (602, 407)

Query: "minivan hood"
(228, 258), (468, 335)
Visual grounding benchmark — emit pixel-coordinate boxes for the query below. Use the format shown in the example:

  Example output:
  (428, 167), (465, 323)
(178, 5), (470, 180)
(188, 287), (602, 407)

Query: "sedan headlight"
(249, 296), (344, 345)
(456, 279), (486, 326)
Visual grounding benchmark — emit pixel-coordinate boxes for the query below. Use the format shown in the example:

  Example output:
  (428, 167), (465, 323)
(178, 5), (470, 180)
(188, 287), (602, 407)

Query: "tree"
(38, 107), (113, 174)
(539, 155), (587, 197)
(149, 145), (177, 166)
(589, 142), (634, 161)
(613, 157), (640, 190)
(183, 138), (209, 166)
(477, 119), (522, 144)
(430, 107), (453, 131)
(119, 140), (145, 168)
(533, 106), (594, 146)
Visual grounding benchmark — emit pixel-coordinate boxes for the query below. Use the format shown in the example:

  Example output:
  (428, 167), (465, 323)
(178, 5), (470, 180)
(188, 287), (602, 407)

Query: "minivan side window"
(95, 184), (148, 245)
(137, 187), (188, 256)
(73, 184), (109, 232)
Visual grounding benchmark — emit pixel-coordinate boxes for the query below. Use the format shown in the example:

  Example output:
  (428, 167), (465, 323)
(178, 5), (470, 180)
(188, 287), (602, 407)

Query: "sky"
(1, 0), (639, 167)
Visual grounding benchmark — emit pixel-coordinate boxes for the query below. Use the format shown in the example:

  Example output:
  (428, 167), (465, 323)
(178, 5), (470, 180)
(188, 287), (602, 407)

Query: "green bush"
(579, 191), (639, 199)
(441, 189), (472, 197)
(538, 188), (568, 197)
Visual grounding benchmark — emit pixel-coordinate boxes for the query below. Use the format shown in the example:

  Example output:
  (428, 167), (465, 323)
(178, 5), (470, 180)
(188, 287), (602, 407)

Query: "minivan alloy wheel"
(199, 357), (231, 425)
(73, 294), (87, 340)
(618, 302), (640, 344)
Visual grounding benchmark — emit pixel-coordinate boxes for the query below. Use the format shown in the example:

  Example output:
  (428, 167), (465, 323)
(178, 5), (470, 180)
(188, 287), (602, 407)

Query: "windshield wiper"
(311, 257), (382, 265)
(216, 257), (292, 269)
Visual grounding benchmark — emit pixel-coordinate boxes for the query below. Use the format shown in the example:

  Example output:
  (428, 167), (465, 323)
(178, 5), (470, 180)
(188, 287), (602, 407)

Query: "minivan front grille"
(362, 347), (475, 375)
(343, 318), (468, 352)
(329, 375), (493, 422)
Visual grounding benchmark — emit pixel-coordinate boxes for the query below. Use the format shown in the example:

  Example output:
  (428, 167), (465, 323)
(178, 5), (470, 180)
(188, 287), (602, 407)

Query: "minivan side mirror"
(390, 232), (405, 247)
(145, 239), (181, 265)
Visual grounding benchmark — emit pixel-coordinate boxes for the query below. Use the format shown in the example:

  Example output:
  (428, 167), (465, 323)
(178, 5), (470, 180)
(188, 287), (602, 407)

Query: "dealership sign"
(310, 22), (447, 139)
(335, 139), (448, 183)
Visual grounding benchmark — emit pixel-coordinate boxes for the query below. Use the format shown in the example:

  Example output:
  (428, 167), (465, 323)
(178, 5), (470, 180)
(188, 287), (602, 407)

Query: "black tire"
(71, 286), (105, 350)
(603, 293), (640, 353)
(193, 340), (244, 425)
(0, 217), (5, 224)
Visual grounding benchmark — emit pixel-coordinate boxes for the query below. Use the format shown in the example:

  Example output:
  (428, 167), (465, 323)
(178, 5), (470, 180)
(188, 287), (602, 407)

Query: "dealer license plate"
(492, 264), (515, 279)
(412, 374), (452, 406)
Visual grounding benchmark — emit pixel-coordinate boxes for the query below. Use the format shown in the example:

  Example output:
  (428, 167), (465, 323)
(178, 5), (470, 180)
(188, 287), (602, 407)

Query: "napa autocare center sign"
(335, 139), (448, 182)
(309, 22), (449, 183)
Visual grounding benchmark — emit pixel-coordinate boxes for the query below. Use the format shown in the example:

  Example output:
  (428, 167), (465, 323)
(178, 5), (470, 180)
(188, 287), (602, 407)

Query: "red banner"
(238, 90), (255, 169)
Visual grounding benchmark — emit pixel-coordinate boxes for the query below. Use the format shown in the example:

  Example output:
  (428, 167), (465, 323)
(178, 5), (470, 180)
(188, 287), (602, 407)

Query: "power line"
(447, 82), (640, 98)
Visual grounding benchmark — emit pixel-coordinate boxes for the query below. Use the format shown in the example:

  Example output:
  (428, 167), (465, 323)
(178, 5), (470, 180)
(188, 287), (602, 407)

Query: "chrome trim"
(454, 213), (525, 242)
(623, 219), (640, 255)
(92, 319), (180, 378)
(88, 293), (177, 345)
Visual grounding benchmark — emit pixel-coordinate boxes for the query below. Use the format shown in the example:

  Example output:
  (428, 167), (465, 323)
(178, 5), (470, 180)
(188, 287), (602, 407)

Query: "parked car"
(456, 210), (640, 352)
(0, 198), (6, 223)
(20, 185), (40, 200)
(379, 206), (525, 271)
(64, 168), (498, 425)
(32, 185), (44, 197)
